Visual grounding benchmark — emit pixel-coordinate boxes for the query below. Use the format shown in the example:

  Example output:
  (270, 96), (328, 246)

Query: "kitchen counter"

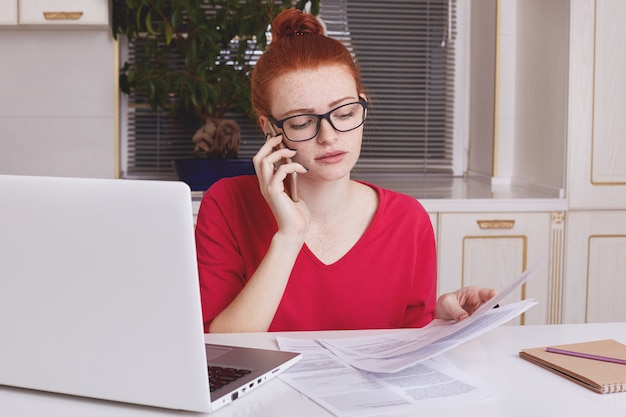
(191, 174), (567, 214)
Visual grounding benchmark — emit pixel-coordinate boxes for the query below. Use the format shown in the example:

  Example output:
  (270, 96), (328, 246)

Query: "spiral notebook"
(519, 339), (626, 394)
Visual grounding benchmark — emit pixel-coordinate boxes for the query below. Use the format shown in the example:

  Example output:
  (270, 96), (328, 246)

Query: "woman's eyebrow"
(280, 96), (358, 118)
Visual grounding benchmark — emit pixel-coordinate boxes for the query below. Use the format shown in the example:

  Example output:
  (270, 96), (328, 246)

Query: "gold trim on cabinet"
(476, 219), (515, 229)
(43, 12), (84, 20)
(113, 38), (120, 179)
(549, 212), (565, 324)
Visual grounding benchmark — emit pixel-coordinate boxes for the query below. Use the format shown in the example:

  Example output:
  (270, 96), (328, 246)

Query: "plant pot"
(172, 159), (255, 191)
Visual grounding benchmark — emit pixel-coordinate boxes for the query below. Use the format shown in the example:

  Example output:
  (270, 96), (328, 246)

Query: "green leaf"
(190, 84), (199, 109)
(148, 81), (155, 100)
(145, 11), (154, 34)
(164, 21), (173, 44)
(171, 7), (181, 28)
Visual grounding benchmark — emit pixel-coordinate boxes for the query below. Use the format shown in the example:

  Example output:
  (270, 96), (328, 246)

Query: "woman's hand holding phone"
(253, 123), (310, 241)
(266, 124), (299, 202)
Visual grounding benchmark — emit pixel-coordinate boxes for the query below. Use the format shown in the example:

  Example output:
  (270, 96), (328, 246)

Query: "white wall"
(467, 0), (568, 195)
(0, 28), (116, 178)
(467, 0), (496, 178)
(513, 0), (568, 191)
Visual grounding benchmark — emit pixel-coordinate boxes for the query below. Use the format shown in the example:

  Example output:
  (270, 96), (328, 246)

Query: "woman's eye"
(336, 111), (355, 120)
(287, 118), (315, 131)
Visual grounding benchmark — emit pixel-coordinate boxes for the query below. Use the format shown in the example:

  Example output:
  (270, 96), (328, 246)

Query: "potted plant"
(110, 0), (319, 190)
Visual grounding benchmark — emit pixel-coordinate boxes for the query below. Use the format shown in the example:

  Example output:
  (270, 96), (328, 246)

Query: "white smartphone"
(267, 123), (299, 202)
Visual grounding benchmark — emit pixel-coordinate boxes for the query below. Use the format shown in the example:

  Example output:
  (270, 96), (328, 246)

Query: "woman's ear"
(259, 116), (271, 137)
(260, 116), (280, 140)
(259, 116), (268, 132)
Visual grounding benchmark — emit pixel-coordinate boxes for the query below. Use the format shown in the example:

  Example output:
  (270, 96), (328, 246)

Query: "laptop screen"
(0, 175), (211, 411)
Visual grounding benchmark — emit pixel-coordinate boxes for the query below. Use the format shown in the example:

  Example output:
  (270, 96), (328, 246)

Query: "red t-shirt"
(195, 175), (437, 332)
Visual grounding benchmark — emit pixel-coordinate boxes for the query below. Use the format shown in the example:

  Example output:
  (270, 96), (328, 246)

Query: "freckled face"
(268, 65), (364, 182)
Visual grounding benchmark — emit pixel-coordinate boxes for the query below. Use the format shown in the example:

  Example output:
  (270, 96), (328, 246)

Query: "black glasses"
(269, 98), (368, 142)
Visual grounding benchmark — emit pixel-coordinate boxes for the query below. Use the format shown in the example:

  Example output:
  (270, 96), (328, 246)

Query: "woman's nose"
(316, 118), (338, 144)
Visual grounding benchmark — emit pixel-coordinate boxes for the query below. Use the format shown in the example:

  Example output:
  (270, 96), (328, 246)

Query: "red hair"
(251, 8), (364, 118)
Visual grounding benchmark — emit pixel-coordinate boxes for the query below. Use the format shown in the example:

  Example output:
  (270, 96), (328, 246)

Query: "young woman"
(195, 8), (495, 333)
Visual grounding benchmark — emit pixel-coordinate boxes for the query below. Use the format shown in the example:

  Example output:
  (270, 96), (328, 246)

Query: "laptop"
(0, 174), (301, 413)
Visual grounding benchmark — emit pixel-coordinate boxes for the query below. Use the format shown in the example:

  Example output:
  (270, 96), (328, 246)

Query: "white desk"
(1, 323), (625, 416)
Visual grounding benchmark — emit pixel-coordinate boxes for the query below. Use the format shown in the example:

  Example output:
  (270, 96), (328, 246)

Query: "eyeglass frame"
(268, 97), (368, 142)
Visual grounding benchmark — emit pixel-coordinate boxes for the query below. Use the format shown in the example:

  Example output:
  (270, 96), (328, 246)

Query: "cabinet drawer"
(564, 211), (626, 323)
(0, 2), (18, 25)
(19, 0), (108, 26)
(437, 212), (555, 325)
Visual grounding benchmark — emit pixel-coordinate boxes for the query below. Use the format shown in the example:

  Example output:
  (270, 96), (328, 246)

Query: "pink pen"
(546, 347), (626, 365)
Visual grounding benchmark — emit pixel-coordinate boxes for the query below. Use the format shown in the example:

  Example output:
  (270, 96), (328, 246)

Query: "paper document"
(318, 299), (537, 373)
(318, 258), (543, 373)
(277, 337), (490, 417)
(275, 259), (543, 415)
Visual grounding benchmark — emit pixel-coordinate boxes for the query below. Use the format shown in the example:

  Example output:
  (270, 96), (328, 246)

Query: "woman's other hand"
(435, 286), (497, 322)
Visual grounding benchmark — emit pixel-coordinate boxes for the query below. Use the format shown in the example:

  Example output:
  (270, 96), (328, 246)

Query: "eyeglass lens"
(281, 101), (366, 142)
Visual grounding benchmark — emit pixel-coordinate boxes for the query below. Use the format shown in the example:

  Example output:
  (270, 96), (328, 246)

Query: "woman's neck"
(301, 178), (379, 265)
(298, 176), (355, 221)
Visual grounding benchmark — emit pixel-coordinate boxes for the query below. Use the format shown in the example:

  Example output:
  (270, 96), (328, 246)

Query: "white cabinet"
(0, 28), (115, 178)
(14, 0), (108, 26)
(436, 212), (564, 325)
(567, 0), (626, 209)
(564, 211), (626, 323)
(561, 0), (626, 324)
(0, 2), (18, 25)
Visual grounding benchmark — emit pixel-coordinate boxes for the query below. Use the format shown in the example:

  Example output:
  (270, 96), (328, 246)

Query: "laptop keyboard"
(208, 366), (252, 392)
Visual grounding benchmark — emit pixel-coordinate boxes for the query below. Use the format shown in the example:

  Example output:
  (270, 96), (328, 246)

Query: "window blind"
(121, 0), (456, 179)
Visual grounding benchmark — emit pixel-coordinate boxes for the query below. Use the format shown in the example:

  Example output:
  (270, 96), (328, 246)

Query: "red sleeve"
(195, 176), (277, 332)
(195, 184), (243, 332)
(402, 207), (437, 328)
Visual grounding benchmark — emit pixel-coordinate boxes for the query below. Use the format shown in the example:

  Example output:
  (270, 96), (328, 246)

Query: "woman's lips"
(316, 151), (346, 164)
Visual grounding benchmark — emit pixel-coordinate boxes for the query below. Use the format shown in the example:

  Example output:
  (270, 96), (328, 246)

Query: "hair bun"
(272, 8), (324, 41)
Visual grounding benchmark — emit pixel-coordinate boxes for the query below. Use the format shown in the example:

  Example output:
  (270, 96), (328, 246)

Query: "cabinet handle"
(476, 219), (515, 229)
(43, 12), (84, 21)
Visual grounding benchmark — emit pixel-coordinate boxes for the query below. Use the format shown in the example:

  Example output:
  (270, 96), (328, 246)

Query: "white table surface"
(1, 322), (625, 417)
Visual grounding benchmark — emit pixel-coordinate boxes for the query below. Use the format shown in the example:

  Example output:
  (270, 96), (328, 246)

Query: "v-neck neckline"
(300, 182), (382, 269)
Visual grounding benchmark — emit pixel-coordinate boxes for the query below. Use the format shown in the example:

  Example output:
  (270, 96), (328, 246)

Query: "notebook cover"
(519, 339), (626, 394)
